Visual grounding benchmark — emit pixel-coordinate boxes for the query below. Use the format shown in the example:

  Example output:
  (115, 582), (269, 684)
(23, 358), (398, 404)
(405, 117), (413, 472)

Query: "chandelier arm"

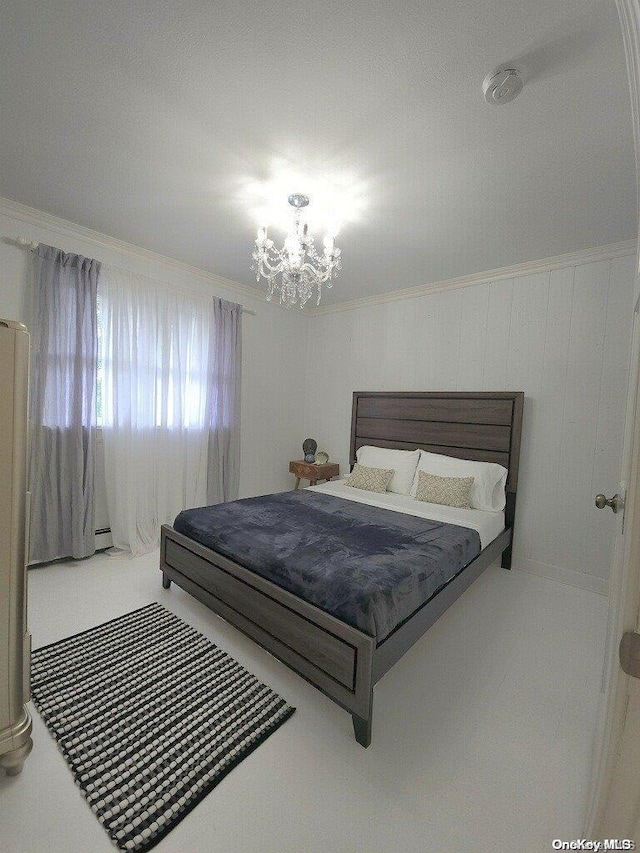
(256, 254), (285, 277)
(297, 262), (331, 283)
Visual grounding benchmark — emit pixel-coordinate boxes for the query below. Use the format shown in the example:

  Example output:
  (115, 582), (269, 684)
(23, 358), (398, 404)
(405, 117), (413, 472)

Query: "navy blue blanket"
(174, 490), (481, 641)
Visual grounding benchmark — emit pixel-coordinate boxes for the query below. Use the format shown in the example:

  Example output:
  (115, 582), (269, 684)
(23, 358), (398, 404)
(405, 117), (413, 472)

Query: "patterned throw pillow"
(414, 470), (474, 509)
(343, 463), (394, 494)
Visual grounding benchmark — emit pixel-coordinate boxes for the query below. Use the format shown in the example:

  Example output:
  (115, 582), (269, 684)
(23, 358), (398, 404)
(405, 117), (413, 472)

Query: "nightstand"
(289, 460), (340, 489)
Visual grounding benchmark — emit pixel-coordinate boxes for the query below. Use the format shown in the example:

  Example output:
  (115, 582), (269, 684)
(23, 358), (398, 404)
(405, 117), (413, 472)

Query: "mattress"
(173, 489), (492, 641)
(308, 480), (505, 549)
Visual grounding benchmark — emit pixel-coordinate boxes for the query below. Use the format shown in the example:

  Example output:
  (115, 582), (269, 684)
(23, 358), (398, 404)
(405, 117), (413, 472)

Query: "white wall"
(304, 252), (637, 594)
(0, 200), (308, 507)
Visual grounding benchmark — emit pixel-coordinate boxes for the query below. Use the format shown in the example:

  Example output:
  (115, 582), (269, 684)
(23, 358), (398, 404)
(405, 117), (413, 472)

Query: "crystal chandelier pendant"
(251, 194), (342, 308)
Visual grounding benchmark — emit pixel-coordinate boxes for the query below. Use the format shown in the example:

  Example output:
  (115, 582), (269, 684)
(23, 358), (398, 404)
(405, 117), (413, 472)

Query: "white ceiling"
(0, 0), (636, 305)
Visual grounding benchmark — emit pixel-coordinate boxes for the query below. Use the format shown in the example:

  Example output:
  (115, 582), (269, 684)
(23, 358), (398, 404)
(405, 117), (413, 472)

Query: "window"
(97, 282), (216, 431)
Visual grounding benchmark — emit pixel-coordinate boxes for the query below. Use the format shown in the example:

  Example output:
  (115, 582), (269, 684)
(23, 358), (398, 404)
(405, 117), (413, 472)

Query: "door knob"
(595, 493), (624, 514)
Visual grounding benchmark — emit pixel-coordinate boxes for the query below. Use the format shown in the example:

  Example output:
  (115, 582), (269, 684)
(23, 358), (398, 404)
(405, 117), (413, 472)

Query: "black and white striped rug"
(31, 602), (295, 852)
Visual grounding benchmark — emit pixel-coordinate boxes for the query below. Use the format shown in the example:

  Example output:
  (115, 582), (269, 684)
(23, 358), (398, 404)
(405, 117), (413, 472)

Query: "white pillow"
(356, 445), (420, 495)
(409, 450), (508, 511)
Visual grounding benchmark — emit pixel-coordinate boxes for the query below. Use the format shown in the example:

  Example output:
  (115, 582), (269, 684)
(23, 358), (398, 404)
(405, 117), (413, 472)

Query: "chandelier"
(251, 194), (342, 308)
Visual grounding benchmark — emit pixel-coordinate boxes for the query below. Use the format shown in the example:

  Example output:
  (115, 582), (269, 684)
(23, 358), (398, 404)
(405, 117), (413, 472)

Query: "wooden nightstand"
(289, 460), (340, 489)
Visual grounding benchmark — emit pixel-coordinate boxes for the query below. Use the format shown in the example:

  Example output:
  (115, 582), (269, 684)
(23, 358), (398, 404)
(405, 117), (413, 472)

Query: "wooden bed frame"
(160, 391), (524, 747)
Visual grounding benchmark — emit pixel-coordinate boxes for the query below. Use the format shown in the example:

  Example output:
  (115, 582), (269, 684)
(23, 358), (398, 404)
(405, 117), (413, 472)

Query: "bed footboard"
(160, 524), (376, 746)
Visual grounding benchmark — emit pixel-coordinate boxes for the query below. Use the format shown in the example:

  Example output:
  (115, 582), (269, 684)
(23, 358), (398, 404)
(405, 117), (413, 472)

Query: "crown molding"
(0, 195), (266, 303)
(307, 238), (638, 317)
(2, 195), (635, 320)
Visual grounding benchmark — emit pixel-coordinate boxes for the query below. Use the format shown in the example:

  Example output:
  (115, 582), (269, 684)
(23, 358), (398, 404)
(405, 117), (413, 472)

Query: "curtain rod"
(4, 236), (258, 316)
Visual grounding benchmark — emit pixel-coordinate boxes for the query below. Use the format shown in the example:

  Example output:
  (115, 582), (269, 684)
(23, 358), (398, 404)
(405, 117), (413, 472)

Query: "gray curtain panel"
(28, 244), (100, 563)
(206, 297), (242, 504)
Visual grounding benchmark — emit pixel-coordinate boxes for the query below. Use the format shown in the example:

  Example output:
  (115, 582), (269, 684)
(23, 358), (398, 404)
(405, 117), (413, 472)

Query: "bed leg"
(162, 573), (172, 589)
(352, 712), (372, 748)
(501, 545), (512, 570)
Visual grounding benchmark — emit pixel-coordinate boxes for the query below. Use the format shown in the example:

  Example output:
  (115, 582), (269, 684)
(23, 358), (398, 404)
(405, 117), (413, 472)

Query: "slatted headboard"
(349, 391), (524, 531)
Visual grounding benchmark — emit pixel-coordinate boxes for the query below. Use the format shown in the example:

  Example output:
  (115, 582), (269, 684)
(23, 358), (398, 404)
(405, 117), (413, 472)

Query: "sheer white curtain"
(100, 267), (241, 556)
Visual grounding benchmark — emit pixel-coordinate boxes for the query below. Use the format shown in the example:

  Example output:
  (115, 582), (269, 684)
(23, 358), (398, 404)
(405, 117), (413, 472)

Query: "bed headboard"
(349, 391), (524, 528)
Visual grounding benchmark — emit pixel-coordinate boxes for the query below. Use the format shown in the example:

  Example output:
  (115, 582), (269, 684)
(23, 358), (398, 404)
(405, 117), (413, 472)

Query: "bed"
(160, 391), (524, 747)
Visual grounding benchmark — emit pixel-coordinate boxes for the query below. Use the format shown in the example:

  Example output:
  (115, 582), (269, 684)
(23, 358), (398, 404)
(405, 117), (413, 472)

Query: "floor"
(1, 552), (608, 853)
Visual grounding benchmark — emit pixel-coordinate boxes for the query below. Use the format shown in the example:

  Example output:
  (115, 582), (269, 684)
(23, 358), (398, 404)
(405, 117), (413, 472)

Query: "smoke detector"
(483, 66), (523, 105)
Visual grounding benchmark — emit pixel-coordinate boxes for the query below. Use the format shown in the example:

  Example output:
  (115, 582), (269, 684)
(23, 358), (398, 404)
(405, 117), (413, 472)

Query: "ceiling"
(0, 0), (636, 305)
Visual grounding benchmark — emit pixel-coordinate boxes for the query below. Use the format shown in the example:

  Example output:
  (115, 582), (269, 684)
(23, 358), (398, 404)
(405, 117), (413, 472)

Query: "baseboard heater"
(95, 527), (113, 551)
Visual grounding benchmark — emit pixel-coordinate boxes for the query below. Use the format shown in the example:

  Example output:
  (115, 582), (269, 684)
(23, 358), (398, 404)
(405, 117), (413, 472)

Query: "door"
(587, 299), (640, 836)
(586, 0), (640, 836)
